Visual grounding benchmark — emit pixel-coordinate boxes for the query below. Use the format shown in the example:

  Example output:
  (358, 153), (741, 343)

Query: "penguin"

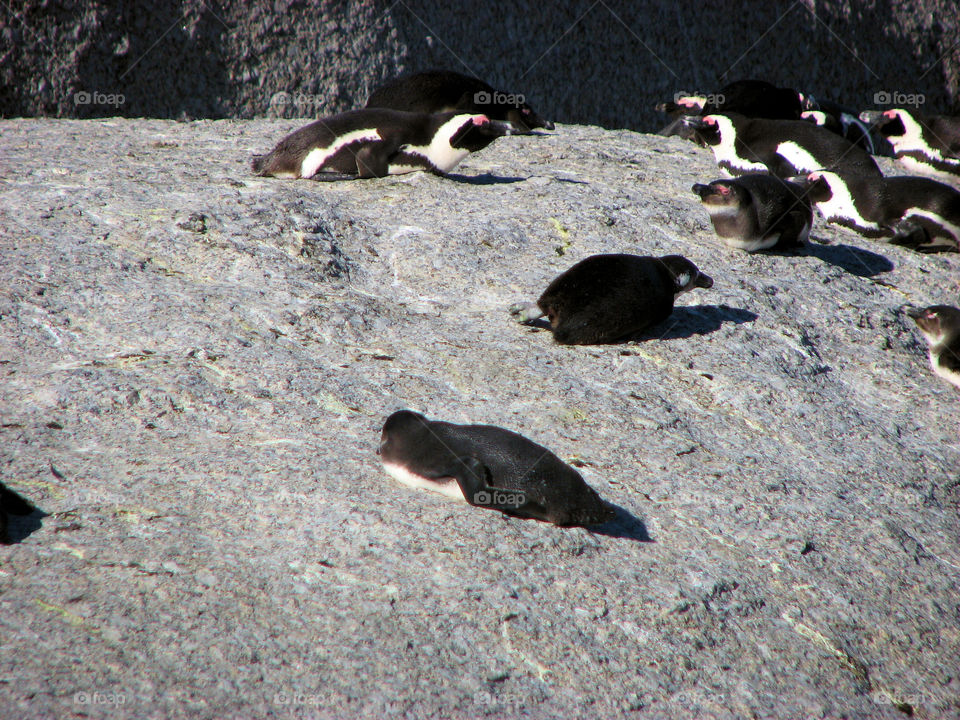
(377, 410), (615, 527)
(365, 70), (554, 133)
(860, 109), (960, 179)
(905, 306), (960, 389)
(510, 254), (714, 345)
(251, 109), (515, 180)
(682, 113), (883, 178)
(801, 170), (960, 252)
(657, 79), (803, 139)
(0, 483), (34, 544)
(692, 173), (813, 252)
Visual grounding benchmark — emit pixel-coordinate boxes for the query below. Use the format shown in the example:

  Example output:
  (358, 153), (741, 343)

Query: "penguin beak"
(681, 116), (709, 130)
(858, 110), (885, 126)
(691, 183), (712, 198)
(695, 272), (714, 289)
(541, 119), (556, 131)
(478, 119), (518, 137)
(904, 306), (925, 320)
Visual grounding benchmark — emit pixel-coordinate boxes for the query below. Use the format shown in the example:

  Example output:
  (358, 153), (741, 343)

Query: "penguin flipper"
(449, 457), (553, 522)
(355, 141), (401, 179)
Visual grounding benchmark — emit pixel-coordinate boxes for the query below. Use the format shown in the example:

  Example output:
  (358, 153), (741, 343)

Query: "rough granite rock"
(2, 1), (959, 128)
(1, 118), (959, 720)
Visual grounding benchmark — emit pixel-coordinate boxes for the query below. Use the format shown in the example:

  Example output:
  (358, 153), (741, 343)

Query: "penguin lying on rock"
(252, 108), (515, 180)
(378, 410), (615, 527)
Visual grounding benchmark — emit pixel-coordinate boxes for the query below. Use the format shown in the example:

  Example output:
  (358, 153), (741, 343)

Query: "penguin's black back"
(380, 411), (613, 526)
(538, 254), (676, 345)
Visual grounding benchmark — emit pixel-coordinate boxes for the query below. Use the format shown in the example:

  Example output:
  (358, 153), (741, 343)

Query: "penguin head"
(446, 114), (516, 152)
(906, 305), (960, 346)
(506, 105), (555, 132)
(692, 180), (750, 212)
(379, 410), (430, 459)
(801, 171), (836, 203)
(659, 255), (714, 294)
(859, 109), (908, 139)
(681, 115), (722, 146)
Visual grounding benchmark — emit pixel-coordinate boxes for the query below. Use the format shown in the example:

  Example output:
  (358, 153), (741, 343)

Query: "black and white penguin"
(801, 170), (960, 252)
(692, 173), (813, 251)
(657, 79), (803, 139)
(0, 483), (34, 545)
(906, 306), (960, 389)
(683, 113), (883, 178)
(377, 410), (615, 527)
(365, 70), (554, 133)
(251, 109), (515, 180)
(860, 109), (960, 179)
(510, 254), (714, 345)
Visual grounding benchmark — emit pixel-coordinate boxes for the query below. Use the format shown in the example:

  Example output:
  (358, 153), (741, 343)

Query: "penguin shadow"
(588, 503), (653, 542)
(803, 240), (895, 277)
(443, 172), (527, 185)
(1, 485), (45, 545)
(638, 304), (759, 341)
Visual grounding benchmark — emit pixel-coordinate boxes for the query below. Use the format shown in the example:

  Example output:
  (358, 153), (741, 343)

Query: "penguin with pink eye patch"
(682, 113), (882, 178)
(251, 108), (516, 180)
(800, 170), (960, 252)
(860, 108), (960, 179)
(692, 173), (813, 252)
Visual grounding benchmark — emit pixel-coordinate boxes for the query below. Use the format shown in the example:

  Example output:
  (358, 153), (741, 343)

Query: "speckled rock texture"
(2, 1), (958, 128)
(1, 118), (959, 719)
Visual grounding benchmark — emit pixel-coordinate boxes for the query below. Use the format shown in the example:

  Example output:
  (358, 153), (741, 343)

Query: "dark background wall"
(2, 0), (958, 131)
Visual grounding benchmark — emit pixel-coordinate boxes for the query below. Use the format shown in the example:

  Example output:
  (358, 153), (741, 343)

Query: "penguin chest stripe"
(775, 141), (820, 173)
(816, 183), (881, 231)
(381, 462), (466, 502)
(299, 129), (383, 177)
(398, 141), (470, 173)
(904, 208), (960, 241)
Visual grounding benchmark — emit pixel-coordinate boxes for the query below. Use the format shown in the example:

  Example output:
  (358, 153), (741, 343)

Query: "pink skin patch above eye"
(472, 115), (490, 126)
(883, 110), (896, 119)
(716, 185), (731, 196)
(808, 172), (822, 181)
(703, 116), (718, 126)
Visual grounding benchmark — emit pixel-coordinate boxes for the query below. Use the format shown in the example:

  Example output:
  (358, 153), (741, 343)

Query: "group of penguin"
(247, 71), (960, 530)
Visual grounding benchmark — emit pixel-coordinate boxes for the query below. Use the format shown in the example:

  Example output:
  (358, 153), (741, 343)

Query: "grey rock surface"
(1, 118), (959, 719)
(2, 1), (959, 128)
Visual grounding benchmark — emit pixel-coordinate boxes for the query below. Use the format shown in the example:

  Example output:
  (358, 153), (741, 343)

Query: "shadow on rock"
(444, 173), (527, 185)
(589, 503), (653, 542)
(1, 483), (44, 545)
(641, 304), (759, 341)
(804, 240), (895, 277)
